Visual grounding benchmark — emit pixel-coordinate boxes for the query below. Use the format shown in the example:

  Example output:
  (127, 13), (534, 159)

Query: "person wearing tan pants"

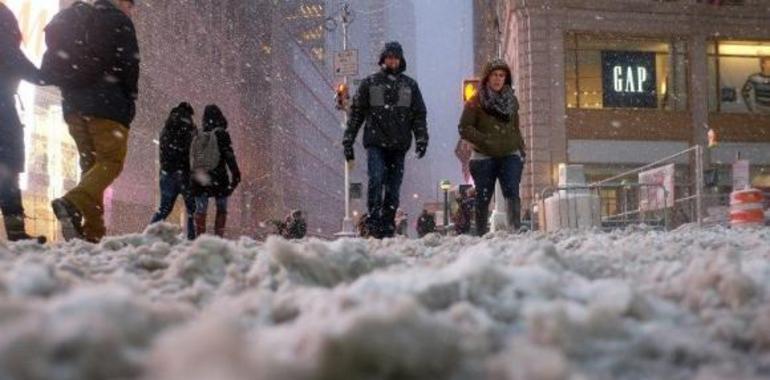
(61, 115), (129, 242)
(46, 0), (139, 242)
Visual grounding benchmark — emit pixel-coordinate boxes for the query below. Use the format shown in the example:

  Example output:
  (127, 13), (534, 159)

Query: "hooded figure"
(458, 58), (525, 235)
(149, 102), (197, 239)
(342, 41), (429, 238)
(191, 105), (241, 238)
(0, 4), (46, 243)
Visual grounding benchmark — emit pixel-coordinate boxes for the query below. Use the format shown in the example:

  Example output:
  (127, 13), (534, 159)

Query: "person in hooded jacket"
(343, 41), (429, 239)
(149, 102), (197, 239)
(458, 59), (526, 236)
(190, 105), (241, 238)
(0, 4), (46, 243)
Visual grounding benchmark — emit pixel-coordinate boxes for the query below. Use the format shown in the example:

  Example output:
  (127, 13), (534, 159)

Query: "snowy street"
(1, 224), (768, 379)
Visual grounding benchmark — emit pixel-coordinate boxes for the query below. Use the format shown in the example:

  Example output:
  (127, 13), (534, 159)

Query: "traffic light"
(462, 78), (480, 103)
(335, 83), (350, 110)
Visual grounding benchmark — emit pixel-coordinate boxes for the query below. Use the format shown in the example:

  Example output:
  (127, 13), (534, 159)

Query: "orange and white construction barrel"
(730, 188), (765, 228)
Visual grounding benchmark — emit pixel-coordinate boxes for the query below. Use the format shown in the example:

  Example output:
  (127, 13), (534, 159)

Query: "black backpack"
(40, 2), (106, 87)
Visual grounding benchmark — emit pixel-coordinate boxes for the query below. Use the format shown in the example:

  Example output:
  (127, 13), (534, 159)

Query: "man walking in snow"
(343, 41), (428, 239)
(47, 0), (139, 242)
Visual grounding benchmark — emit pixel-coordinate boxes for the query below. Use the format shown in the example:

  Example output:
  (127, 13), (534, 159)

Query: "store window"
(708, 40), (770, 114)
(565, 33), (688, 110)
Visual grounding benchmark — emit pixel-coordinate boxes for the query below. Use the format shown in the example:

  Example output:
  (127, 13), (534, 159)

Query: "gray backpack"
(190, 129), (222, 172)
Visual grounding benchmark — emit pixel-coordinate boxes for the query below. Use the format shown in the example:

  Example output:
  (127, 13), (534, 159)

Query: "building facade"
(482, 0), (770, 208)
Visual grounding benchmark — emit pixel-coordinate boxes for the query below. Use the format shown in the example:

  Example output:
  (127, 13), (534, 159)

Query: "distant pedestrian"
(416, 209), (436, 238)
(357, 213), (370, 238)
(395, 208), (408, 236)
(282, 210), (307, 239)
(149, 103), (197, 239)
(190, 105), (241, 238)
(454, 187), (476, 235)
(458, 58), (525, 236)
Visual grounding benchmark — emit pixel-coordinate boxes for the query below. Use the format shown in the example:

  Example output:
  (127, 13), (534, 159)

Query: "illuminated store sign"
(602, 51), (657, 108)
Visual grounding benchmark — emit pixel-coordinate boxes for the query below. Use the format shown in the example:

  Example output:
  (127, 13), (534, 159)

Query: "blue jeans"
(195, 196), (228, 215)
(469, 155), (524, 234)
(367, 147), (406, 237)
(150, 170), (196, 239)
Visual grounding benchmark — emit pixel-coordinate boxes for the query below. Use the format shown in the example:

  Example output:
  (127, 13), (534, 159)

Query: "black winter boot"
(475, 207), (490, 237)
(4, 215), (46, 244)
(506, 197), (522, 231)
(51, 198), (83, 242)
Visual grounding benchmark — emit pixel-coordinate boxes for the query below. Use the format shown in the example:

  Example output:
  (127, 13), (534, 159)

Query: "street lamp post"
(332, 3), (357, 238)
(440, 180), (451, 229)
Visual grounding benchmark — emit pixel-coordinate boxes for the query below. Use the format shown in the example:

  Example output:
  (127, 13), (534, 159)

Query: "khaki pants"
(64, 115), (129, 242)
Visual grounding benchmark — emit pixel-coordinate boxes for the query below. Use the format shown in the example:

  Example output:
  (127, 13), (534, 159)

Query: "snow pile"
(0, 223), (769, 379)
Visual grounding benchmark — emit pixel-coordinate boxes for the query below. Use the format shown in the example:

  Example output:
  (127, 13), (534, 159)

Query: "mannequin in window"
(741, 56), (770, 114)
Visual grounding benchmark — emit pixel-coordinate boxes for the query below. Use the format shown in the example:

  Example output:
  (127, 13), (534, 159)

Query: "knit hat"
(379, 41), (407, 73)
(482, 58), (512, 87)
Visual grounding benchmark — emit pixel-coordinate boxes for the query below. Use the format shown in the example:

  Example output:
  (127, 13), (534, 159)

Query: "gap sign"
(602, 51), (657, 108)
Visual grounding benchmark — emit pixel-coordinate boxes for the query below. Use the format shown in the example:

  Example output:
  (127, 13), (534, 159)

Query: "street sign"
(638, 164), (675, 211)
(733, 159), (750, 190)
(334, 49), (359, 77)
(602, 51), (657, 108)
(350, 182), (363, 199)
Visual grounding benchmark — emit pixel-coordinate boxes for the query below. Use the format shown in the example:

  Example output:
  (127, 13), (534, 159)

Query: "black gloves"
(344, 145), (355, 162)
(416, 141), (428, 159)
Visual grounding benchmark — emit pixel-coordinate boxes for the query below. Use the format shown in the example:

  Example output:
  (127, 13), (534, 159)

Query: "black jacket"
(159, 106), (196, 175)
(190, 106), (241, 198)
(0, 3), (40, 172)
(343, 70), (428, 152)
(61, 0), (140, 128)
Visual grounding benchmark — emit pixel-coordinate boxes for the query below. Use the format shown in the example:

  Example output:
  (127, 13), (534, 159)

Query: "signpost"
(639, 164), (675, 211)
(732, 159), (750, 190)
(334, 49), (359, 78)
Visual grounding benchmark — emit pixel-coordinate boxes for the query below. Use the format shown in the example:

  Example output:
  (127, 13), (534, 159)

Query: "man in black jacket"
(0, 4), (46, 243)
(343, 41), (428, 238)
(149, 103), (197, 239)
(50, 0), (140, 242)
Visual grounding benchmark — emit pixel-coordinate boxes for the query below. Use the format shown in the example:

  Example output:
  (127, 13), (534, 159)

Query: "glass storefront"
(2, 0), (79, 241)
(708, 40), (770, 114)
(565, 33), (688, 111)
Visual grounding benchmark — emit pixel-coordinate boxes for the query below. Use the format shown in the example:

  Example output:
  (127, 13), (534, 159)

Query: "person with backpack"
(458, 58), (525, 236)
(149, 103), (197, 239)
(343, 41), (429, 239)
(190, 105), (241, 238)
(44, 0), (139, 242)
(0, 4), (46, 243)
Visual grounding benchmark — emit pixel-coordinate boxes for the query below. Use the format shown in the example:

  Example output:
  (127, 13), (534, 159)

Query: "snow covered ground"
(1, 223), (769, 380)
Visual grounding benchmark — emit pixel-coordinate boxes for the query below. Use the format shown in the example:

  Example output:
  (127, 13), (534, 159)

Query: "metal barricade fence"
(533, 183), (669, 232)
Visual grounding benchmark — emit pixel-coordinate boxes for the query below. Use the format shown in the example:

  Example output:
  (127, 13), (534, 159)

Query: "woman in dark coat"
(191, 105), (241, 237)
(458, 58), (526, 236)
(0, 4), (45, 243)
